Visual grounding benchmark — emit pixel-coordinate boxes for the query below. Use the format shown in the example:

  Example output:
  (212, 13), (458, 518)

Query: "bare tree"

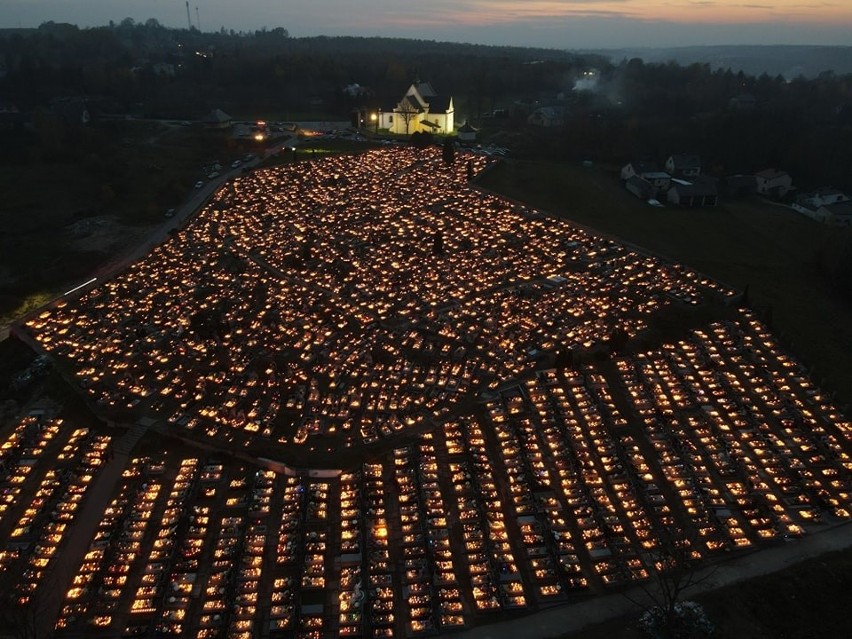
(624, 526), (716, 639)
(397, 99), (418, 135)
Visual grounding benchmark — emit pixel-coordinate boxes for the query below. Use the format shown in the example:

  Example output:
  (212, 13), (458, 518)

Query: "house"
(665, 154), (701, 178)
(378, 81), (454, 135)
(667, 178), (718, 208)
(621, 161), (671, 197)
(793, 189), (851, 222)
(797, 188), (849, 209)
(625, 176), (654, 200)
(202, 108), (232, 129)
(621, 161), (659, 181)
(457, 121), (478, 142)
(643, 172), (672, 194)
(755, 169), (793, 198)
(819, 201), (852, 226)
(527, 106), (564, 127)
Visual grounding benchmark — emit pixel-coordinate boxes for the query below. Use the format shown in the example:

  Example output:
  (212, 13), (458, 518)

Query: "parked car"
(194, 180), (204, 189)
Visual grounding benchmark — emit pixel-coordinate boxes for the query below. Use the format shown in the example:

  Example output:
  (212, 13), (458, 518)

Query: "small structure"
(797, 188), (849, 209)
(622, 161), (671, 198)
(819, 201), (852, 225)
(793, 189), (852, 223)
(620, 160), (659, 181)
(667, 178), (718, 208)
(625, 176), (654, 200)
(457, 122), (478, 142)
(202, 108), (232, 129)
(665, 154), (701, 179)
(644, 172), (672, 194)
(755, 168), (793, 198)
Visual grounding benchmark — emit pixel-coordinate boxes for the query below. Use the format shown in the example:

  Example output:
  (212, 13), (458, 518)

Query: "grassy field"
(479, 160), (852, 408)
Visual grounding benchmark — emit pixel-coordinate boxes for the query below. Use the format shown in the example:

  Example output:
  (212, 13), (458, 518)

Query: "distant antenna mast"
(185, 1), (192, 30)
(196, 6), (201, 32)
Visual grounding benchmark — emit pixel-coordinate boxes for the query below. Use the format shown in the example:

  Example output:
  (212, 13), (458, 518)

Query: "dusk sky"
(2, 0), (852, 49)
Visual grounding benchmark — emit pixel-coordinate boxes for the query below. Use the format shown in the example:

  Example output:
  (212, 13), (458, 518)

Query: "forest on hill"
(1, 20), (850, 188)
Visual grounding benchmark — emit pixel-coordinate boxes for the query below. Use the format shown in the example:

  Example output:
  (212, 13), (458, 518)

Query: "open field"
(479, 160), (852, 408)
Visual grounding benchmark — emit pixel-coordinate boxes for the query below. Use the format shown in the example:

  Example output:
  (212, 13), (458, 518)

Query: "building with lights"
(378, 81), (454, 135)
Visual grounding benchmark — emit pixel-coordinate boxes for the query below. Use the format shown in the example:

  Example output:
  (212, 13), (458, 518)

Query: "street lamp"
(371, 111), (378, 134)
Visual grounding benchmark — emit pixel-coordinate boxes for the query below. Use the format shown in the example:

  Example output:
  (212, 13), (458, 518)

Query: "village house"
(819, 201), (852, 225)
(793, 188), (851, 223)
(457, 122), (478, 142)
(667, 178), (718, 208)
(621, 161), (672, 199)
(755, 168), (793, 198)
(665, 154), (701, 179)
(797, 188), (849, 209)
(625, 176), (654, 200)
(379, 81), (454, 135)
(201, 108), (232, 129)
(621, 161), (659, 181)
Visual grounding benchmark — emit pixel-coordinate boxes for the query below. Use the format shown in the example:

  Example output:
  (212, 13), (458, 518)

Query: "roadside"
(455, 519), (852, 639)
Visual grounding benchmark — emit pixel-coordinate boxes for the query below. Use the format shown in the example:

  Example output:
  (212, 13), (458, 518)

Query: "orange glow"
(359, 1), (852, 28)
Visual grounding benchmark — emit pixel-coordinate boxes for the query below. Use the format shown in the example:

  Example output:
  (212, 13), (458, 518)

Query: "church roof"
(395, 81), (452, 114)
(398, 95), (424, 113)
(427, 95), (452, 113)
(416, 82), (438, 98)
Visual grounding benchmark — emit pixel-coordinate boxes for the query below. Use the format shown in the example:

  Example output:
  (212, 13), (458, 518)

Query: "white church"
(378, 81), (454, 135)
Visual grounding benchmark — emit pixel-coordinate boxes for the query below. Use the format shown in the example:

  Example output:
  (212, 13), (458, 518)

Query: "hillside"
(586, 45), (852, 78)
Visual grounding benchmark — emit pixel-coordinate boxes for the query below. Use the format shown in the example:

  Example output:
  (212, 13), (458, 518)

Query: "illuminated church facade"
(379, 81), (454, 135)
